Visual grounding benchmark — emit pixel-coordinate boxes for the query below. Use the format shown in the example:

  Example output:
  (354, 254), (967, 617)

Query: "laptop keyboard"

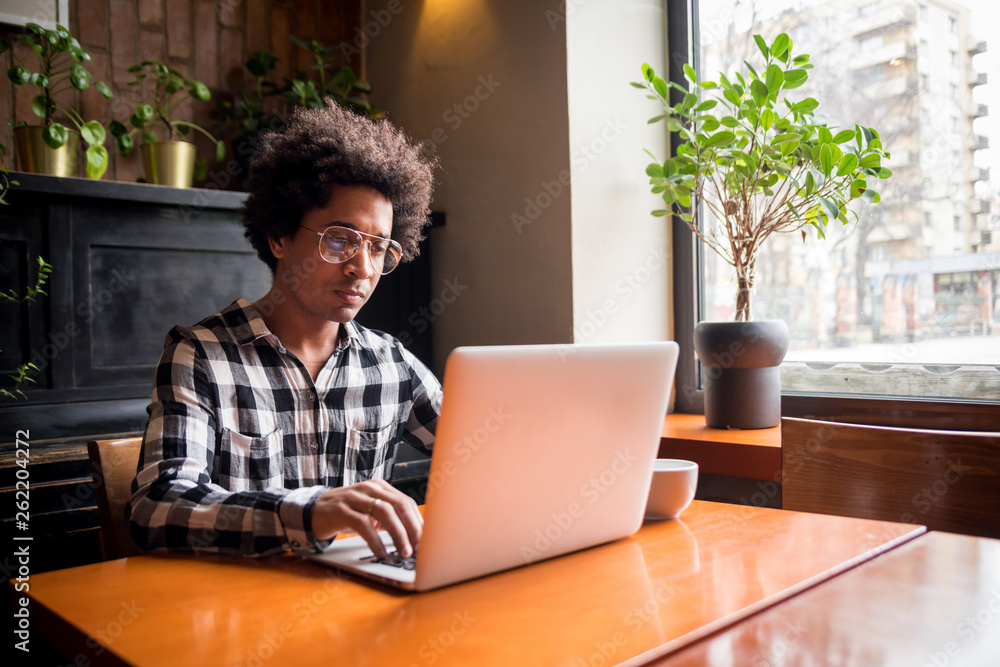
(361, 550), (416, 571)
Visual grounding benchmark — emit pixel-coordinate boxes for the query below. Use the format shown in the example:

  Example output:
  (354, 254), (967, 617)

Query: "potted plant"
(219, 39), (382, 187)
(283, 36), (383, 119)
(110, 60), (224, 188)
(2, 23), (113, 179)
(634, 33), (891, 429)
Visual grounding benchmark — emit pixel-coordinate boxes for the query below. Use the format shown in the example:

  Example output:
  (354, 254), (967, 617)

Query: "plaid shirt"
(126, 299), (441, 557)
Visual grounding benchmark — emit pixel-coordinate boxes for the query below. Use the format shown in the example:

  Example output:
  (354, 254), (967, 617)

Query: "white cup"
(644, 459), (699, 520)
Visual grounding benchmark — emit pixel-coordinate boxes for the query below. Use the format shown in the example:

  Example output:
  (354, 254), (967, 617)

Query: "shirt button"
(311, 442), (319, 452)
(308, 391), (316, 401)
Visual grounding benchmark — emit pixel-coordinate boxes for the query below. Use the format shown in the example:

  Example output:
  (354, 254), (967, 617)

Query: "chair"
(781, 417), (1000, 540)
(87, 437), (144, 560)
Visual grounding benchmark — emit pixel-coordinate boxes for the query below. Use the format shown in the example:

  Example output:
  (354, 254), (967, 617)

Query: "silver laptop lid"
(414, 341), (678, 591)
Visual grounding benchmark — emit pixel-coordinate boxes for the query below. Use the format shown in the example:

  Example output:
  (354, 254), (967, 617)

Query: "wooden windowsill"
(658, 413), (781, 482)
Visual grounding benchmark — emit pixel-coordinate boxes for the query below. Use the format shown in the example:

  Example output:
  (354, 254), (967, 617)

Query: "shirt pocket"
(343, 421), (398, 485)
(220, 428), (284, 492)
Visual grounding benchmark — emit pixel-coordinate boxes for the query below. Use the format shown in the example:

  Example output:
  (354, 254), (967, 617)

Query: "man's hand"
(311, 480), (423, 559)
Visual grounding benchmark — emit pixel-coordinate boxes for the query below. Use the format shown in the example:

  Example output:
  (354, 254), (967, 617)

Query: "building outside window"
(687, 0), (1000, 402)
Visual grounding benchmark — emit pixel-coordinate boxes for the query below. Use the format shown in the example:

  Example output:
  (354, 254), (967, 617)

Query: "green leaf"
(85, 145), (109, 179)
(95, 81), (113, 98)
(8, 65), (31, 85)
(651, 209), (670, 217)
(771, 132), (800, 144)
(765, 64), (784, 92)
(703, 130), (736, 149)
(820, 143), (833, 176)
(652, 76), (668, 99)
(116, 134), (134, 155)
(701, 117), (720, 132)
(694, 100), (718, 112)
(42, 123), (69, 149)
(720, 115), (739, 128)
(832, 129), (855, 144)
(215, 140), (226, 162)
(81, 120), (105, 146)
(861, 189), (881, 203)
(31, 95), (48, 119)
(780, 139), (800, 156)
(750, 79), (768, 107)
(792, 98), (819, 114)
(753, 34), (769, 59)
(630, 81), (646, 89)
(783, 69), (808, 89)
(109, 119), (128, 137)
(683, 63), (696, 82)
(849, 179), (867, 198)
(673, 185), (692, 207)
(135, 104), (154, 122)
(646, 163), (665, 178)
(190, 81), (211, 102)
(771, 33), (790, 59)
(70, 63), (91, 90)
(642, 63), (654, 82)
(193, 158), (208, 182)
(859, 153), (882, 169)
(816, 195), (839, 221)
(836, 153), (859, 176)
(723, 88), (741, 107)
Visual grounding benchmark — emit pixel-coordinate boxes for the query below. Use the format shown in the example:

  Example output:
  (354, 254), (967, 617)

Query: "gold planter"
(14, 125), (80, 177)
(141, 141), (197, 188)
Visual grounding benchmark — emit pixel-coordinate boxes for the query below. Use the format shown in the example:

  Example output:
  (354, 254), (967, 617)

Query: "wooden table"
(22, 501), (924, 666)
(651, 529), (1000, 666)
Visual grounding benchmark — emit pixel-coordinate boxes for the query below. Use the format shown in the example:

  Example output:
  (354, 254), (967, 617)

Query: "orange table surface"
(24, 500), (923, 667)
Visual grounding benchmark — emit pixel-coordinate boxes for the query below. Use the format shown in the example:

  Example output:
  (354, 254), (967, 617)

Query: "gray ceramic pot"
(693, 320), (790, 429)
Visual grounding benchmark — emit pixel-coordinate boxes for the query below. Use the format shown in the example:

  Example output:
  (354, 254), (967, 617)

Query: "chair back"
(781, 417), (1000, 539)
(87, 437), (144, 559)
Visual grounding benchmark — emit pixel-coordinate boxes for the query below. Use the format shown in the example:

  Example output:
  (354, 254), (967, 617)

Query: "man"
(126, 103), (441, 560)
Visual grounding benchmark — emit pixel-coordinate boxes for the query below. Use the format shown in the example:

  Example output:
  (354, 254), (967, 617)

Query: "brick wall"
(1, 0), (361, 187)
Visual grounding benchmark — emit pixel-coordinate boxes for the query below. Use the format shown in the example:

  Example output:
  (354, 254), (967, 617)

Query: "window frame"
(668, 0), (1000, 429)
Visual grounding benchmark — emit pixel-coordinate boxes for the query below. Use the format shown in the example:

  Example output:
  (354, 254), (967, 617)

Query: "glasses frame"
(301, 224), (403, 276)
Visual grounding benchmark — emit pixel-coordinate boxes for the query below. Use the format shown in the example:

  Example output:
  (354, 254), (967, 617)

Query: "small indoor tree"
(635, 33), (892, 322)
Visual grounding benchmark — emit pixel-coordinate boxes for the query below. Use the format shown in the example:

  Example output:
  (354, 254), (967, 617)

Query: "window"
(671, 0), (1000, 409)
(949, 15), (958, 32)
(950, 50), (958, 66)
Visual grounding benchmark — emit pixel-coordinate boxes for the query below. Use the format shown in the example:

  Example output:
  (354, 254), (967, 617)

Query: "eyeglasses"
(302, 225), (403, 275)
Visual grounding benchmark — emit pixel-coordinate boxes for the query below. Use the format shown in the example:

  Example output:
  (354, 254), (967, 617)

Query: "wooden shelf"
(658, 413), (781, 482)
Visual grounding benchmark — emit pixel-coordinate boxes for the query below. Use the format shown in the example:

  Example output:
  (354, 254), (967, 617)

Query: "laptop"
(305, 341), (679, 591)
